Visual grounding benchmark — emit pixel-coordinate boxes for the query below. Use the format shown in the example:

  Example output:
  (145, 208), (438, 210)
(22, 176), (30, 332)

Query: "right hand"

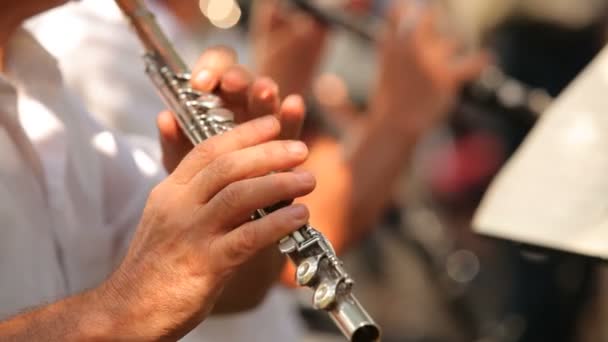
(102, 116), (315, 340)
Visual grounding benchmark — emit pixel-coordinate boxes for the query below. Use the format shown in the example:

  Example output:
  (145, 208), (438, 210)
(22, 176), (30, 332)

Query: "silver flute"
(114, 1), (380, 341)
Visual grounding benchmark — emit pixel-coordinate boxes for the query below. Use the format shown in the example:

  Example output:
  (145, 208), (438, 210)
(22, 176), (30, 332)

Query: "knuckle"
(214, 45), (237, 61)
(148, 183), (169, 204)
(208, 155), (235, 180)
(191, 140), (216, 161)
(218, 183), (243, 211)
(144, 184), (173, 224)
(235, 226), (259, 253)
(221, 242), (248, 271)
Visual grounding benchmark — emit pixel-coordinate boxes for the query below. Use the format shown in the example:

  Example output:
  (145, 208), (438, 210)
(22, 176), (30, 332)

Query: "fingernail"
(286, 204), (308, 220)
(285, 141), (308, 155)
(293, 170), (314, 185)
(260, 83), (279, 100)
(260, 89), (273, 101)
(194, 70), (214, 90)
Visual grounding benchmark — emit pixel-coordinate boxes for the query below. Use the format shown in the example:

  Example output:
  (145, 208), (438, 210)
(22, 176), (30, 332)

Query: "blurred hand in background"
(370, 2), (489, 140)
(251, 0), (329, 97)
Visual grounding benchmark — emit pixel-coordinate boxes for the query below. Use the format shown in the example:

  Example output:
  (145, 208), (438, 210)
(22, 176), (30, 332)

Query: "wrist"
(88, 268), (180, 340)
(359, 113), (420, 155)
(369, 100), (437, 147)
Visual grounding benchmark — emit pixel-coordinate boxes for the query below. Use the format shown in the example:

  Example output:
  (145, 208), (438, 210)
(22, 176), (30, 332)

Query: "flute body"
(113, 1), (380, 341)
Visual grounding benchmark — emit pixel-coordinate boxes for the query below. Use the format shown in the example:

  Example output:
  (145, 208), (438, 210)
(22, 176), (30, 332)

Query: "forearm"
(0, 274), (199, 341)
(0, 288), (121, 341)
(345, 114), (418, 237)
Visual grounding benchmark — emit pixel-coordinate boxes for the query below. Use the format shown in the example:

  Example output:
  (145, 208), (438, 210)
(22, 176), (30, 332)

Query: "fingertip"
(457, 53), (492, 83)
(293, 170), (316, 190)
(157, 111), (180, 140)
(281, 94), (306, 115)
(192, 69), (220, 92)
(252, 77), (280, 100)
(248, 77), (281, 119)
(220, 65), (253, 93)
(192, 46), (238, 91)
(287, 203), (310, 221)
(278, 95), (306, 140)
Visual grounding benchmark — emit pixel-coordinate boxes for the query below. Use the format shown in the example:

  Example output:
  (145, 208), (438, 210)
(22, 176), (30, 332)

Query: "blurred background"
(27, 0), (608, 341)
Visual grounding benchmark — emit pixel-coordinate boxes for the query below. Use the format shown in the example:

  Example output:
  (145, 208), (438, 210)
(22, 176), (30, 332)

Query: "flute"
(288, 0), (552, 119)
(113, 1), (381, 341)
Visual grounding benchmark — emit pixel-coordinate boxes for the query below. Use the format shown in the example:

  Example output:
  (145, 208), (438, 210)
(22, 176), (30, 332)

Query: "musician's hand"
(156, 46), (308, 313)
(251, 0), (329, 97)
(158, 46), (306, 173)
(370, 4), (488, 140)
(106, 116), (314, 339)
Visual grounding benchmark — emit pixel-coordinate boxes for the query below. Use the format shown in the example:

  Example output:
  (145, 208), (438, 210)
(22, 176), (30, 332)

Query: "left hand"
(155, 46), (308, 313)
(158, 46), (306, 173)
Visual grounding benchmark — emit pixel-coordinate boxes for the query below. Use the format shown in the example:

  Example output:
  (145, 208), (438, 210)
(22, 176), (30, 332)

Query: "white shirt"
(1, 26), (304, 342)
(0, 28), (161, 318)
(28, 0), (250, 139)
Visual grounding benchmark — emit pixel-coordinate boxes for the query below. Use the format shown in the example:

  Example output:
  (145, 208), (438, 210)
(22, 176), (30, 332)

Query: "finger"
(210, 204), (309, 272)
(189, 140), (309, 203)
(385, 2), (407, 33)
(246, 77), (280, 122)
(453, 52), (490, 85)
(437, 39), (461, 60)
(204, 171), (316, 229)
(192, 46), (238, 92)
(157, 111), (192, 172)
(252, 0), (284, 33)
(169, 115), (280, 185)
(387, 1), (421, 41)
(267, 0), (287, 31)
(277, 95), (306, 140)
(291, 11), (327, 39)
(218, 65), (253, 118)
(415, 5), (441, 42)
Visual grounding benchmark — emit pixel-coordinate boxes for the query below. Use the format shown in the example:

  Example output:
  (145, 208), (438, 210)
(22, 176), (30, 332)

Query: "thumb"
(157, 111), (193, 173)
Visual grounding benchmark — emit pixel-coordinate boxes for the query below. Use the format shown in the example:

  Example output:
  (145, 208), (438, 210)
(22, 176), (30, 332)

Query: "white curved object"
(473, 45), (608, 258)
